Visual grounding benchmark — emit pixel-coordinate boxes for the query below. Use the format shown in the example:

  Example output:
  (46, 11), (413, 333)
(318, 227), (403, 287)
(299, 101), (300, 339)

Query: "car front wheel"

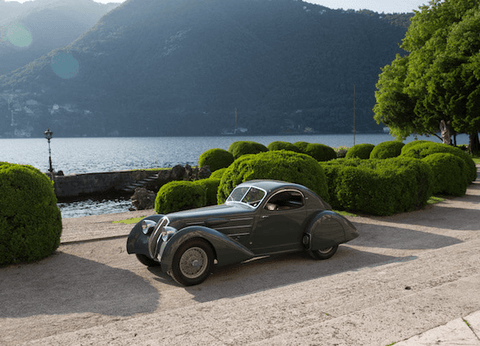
(171, 239), (214, 286)
(309, 245), (339, 260)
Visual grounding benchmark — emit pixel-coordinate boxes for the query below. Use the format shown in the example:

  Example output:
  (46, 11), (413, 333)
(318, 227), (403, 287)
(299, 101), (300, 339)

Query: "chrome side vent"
(148, 217), (168, 259)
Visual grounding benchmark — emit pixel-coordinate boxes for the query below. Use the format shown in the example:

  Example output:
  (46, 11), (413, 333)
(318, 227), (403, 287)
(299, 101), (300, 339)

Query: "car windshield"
(226, 186), (266, 208)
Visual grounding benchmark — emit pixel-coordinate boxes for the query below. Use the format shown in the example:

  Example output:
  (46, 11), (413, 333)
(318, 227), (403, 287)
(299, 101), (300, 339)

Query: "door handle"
(261, 215), (269, 219)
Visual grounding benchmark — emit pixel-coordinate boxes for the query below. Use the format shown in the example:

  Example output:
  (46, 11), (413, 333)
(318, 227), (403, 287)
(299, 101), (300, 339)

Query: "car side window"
(264, 190), (304, 211)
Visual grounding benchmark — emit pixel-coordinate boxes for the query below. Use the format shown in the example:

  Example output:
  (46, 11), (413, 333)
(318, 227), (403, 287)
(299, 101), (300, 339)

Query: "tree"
(374, 0), (480, 152)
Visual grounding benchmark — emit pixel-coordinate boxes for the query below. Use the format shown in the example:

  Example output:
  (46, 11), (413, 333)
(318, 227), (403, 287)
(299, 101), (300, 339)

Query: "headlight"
(161, 226), (176, 242)
(141, 220), (157, 235)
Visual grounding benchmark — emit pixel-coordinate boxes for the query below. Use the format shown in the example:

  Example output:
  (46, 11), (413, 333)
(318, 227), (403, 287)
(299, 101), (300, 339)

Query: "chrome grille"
(148, 217), (168, 259)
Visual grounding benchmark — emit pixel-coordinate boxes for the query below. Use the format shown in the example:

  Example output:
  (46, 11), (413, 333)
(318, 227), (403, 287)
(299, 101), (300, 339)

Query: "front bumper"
(126, 215), (166, 259)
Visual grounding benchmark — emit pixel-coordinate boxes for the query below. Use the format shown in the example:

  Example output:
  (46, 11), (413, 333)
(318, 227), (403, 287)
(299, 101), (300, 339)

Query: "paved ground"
(1, 167), (479, 346)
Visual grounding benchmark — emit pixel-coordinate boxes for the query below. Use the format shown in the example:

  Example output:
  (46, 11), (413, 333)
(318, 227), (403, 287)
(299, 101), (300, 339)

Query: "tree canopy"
(374, 0), (480, 151)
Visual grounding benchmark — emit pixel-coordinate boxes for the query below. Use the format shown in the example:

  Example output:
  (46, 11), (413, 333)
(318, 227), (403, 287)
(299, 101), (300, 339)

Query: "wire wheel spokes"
(179, 247), (209, 279)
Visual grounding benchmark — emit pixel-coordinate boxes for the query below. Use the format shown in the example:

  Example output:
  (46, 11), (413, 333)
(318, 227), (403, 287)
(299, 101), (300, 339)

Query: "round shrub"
(198, 148), (234, 172)
(218, 150), (328, 204)
(0, 162), (62, 265)
(293, 141), (310, 153)
(304, 143), (337, 162)
(210, 167), (227, 180)
(401, 141), (476, 183)
(320, 157), (433, 215)
(228, 141), (268, 160)
(345, 143), (375, 159)
(422, 153), (468, 196)
(370, 141), (405, 159)
(400, 140), (429, 155)
(155, 181), (206, 214)
(195, 178), (221, 206)
(267, 141), (300, 152)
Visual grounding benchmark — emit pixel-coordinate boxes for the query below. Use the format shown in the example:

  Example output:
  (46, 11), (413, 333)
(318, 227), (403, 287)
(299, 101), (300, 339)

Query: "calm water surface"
(1, 133), (467, 175)
(1, 134), (468, 218)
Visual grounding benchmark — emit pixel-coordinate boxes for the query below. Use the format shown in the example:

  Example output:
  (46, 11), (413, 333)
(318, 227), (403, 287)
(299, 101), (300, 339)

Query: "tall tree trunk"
(469, 132), (480, 154)
(440, 120), (452, 145)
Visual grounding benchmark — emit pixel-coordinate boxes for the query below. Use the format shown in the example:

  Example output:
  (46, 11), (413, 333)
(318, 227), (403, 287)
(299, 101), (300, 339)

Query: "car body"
(126, 180), (358, 286)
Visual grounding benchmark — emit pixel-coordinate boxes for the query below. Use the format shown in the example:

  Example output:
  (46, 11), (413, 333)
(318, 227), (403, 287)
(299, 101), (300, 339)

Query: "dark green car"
(127, 180), (358, 286)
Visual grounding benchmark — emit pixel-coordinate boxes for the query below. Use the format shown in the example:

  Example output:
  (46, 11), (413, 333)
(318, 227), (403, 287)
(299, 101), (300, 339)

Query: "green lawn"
(113, 216), (145, 224)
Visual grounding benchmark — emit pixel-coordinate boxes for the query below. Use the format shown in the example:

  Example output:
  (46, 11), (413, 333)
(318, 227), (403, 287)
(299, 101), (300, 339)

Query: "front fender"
(126, 214), (164, 257)
(306, 211), (358, 250)
(160, 226), (255, 275)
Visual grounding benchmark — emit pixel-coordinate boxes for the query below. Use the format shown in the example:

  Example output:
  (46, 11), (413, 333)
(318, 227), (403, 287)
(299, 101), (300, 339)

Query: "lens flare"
(6, 22), (32, 48)
(50, 52), (79, 79)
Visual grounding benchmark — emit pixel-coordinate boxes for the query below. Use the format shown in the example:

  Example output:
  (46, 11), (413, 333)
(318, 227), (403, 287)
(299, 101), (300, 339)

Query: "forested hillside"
(0, 0), (119, 77)
(0, 0), (412, 137)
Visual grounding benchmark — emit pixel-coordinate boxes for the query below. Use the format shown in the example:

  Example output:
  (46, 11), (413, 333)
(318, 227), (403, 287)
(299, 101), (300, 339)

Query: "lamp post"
(44, 128), (54, 175)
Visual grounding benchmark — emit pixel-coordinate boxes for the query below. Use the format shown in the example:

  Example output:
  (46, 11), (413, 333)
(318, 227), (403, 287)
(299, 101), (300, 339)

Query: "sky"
(6, 0), (428, 14)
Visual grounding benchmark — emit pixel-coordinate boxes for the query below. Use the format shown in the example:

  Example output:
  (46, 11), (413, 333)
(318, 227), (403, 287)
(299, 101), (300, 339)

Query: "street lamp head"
(44, 128), (53, 140)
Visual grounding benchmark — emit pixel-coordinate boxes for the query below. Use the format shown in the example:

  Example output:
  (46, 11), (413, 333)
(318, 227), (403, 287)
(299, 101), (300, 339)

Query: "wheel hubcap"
(179, 247), (208, 279)
(318, 247), (333, 254)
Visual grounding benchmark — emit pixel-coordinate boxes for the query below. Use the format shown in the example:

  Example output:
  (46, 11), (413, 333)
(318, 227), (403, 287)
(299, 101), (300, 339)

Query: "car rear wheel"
(309, 245), (338, 260)
(136, 254), (160, 267)
(171, 239), (214, 286)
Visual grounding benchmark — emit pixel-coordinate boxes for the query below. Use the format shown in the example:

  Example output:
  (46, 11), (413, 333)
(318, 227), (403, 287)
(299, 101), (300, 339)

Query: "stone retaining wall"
(52, 170), (161, 200)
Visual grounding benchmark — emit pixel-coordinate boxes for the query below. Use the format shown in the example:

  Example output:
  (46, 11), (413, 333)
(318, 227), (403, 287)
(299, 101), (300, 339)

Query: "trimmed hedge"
(370, 141), (405, 159)
(293, 141), (310, 153)
(400, 140), (429, 155)
(267, 141), (300, 152)
(198, 148), (234, 172)
(345, 143), (375, 159)
(401, 141), (476, 183)
(422, 153), (468, 196)
(210, 167), (227, 180)
(195, 178), (221, 206)
(228, 141), (268, 159)
(0, 162), (62, 265)
(218, 150), (328, 204)
(320, 157), (433, 216)
(304, 143), (337, 162)
(155, 181), (206, 214)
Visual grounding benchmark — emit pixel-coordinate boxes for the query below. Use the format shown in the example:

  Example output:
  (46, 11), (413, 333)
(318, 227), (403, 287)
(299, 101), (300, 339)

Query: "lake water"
(1, 133), (469, 218)
(1, 133), (467, 175)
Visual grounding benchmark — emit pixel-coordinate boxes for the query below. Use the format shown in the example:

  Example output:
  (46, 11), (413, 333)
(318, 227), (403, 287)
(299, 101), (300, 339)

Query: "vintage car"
(127, 180), (358, 286)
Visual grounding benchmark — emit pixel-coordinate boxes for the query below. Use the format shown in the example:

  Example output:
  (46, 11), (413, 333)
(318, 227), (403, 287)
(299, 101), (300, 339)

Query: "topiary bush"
(198, 148), (234, 172)
(320, 157), (433, 216)
(293, 141), (310, 153)
(195, 178), (221, 206)
(345, 143), (375, 159)
(210, 167), (227, 180)
(228, 141), (268, 160)
(422, 153), (468, 196)
(304, 143), (337, 162)
(401, 141), (476, 183)
(155, 181), (206, 214)
(218, 150), (328, 204)
(370, 141), (405, 159)
(0, 162), (62, 265)
(400, 140), (429, 155)
(267, 141), (300, 152)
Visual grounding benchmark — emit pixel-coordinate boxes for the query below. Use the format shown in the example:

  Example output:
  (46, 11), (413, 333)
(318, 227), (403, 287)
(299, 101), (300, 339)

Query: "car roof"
(237, 180), (310, 194)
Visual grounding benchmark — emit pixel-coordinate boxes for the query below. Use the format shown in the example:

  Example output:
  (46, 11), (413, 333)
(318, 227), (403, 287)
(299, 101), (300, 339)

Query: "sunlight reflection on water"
(58, 197), (132, 218)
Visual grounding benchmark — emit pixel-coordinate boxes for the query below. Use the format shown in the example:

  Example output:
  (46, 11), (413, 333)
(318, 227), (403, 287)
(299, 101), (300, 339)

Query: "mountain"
(0, 0), (412, 138)
(0, 0), (120, 76)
